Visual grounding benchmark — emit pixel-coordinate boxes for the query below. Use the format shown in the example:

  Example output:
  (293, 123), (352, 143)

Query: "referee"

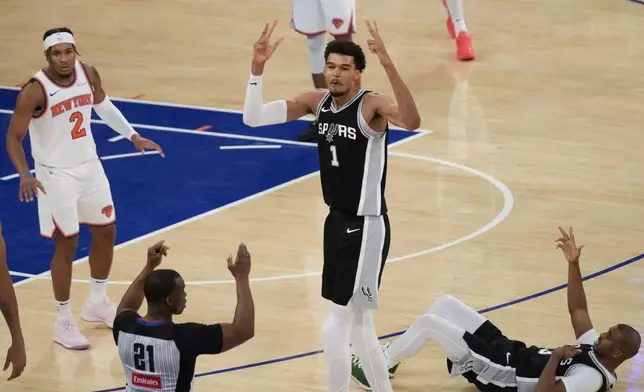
(112, 241), (255, 391)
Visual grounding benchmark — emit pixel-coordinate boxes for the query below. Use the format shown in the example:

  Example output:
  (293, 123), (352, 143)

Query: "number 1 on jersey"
(69, 111), (87, 139)
(330, 145), (339, 167)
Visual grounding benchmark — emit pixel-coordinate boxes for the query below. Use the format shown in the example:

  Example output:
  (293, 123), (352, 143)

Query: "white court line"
(1, 152), (161, 180)
(220, 145), (282, 150)
(109, 135), (126, 142)
(0, 87), (435, 134)
(10, 146), (515, 285)
(9, 130), (426, 285)
(101, 150), (160, 160)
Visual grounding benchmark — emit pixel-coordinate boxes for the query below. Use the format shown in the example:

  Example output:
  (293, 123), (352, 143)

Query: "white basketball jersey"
(29, 61), (97, 168)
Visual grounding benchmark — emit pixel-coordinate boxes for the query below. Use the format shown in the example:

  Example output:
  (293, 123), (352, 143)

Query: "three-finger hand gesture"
(556, 226), (584, 264)
(253, 20), (284, 66)
(365, 20), (392, 66)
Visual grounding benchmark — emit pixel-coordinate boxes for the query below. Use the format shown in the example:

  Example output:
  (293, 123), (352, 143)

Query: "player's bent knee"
(53, 231), (79, 253)
(307, 33), (326, 74)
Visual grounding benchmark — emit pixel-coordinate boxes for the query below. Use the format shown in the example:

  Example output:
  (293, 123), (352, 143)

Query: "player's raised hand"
(227, 243), (251, 279)
(365, 20), (392, 66)
(132, 134), (165, 158)
(252, 20), (284, 66)
(146, 240), (169, 269)
(556, 226), (585, 264)
(18, 173), (46, 202)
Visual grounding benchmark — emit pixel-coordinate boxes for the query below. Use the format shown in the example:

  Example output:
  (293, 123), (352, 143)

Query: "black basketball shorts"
(447, 320), (523, 392)
(321, 209), (391, 309)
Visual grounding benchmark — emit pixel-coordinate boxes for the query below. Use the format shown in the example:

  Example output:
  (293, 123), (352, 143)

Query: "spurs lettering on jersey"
(318, 122), (357, 142)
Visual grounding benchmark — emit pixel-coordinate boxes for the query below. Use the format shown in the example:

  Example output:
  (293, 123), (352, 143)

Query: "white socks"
(446, 0), (468, 33)
(89, 277), (107, 304)
(57, 300), (72, 322)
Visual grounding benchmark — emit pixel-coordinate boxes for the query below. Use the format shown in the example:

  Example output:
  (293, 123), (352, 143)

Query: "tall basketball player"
(351, 226), (641, 392)
(441, 0), (475, 61)
(291, 0), (360, 141)
(5, 28), (164, 350)
(243, 20), (421, 392)
(0, 221), (26, 380)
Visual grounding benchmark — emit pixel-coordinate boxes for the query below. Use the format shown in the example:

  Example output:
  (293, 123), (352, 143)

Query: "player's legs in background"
(77, 159), (118, 328)
(442, 0), (475, 61)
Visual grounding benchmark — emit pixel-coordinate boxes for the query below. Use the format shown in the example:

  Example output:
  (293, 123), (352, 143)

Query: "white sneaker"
(80, 298), (117, 328)
(54, 320), (90, 350)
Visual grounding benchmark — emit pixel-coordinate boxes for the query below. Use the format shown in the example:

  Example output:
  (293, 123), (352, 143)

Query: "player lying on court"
(5, 27), (164, 351)
(112, 241), (255, 391)
(244, 19), (421, 392)
(351, 226), (641, 392)
(0, 221), (26, 381)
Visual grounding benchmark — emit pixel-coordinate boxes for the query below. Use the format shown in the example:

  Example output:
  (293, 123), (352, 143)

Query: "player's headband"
(44, 32), (75, 51)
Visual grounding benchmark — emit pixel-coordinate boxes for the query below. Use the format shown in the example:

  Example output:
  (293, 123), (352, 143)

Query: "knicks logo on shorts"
(131, 372), (162, 389)
(101, 205), (113, 218)
(332, 18), (344, 29)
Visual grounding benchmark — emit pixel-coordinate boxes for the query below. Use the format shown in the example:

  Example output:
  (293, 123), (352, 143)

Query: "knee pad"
(307, 34), (326, 74)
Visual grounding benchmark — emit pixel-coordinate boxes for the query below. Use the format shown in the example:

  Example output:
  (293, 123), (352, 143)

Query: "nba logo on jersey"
(56, 33), (64, 42)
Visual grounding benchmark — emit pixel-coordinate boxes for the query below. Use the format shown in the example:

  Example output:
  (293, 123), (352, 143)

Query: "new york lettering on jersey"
(315, 90), (389, 217)
(29, 60), (98, 168)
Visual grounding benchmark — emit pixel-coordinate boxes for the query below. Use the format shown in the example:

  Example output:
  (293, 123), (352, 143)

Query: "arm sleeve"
(175, 323), (224, 356)
(242, 74), (287, 127)
(577, 329), (599, 345)
(560, 365), (603, 392)
(93, 97), (139, 140)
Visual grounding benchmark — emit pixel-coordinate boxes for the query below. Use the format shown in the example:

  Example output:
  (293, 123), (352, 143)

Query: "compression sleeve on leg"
(242, 73), (287, 127)
(427, 295), (486, 334)
(307, 34), (326, 74)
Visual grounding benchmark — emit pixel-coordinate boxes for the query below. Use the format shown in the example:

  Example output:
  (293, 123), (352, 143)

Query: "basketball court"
(0, 0), (643, 391)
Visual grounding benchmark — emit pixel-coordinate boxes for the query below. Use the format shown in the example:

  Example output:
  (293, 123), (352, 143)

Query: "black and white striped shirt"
(113, 311), (223, 391)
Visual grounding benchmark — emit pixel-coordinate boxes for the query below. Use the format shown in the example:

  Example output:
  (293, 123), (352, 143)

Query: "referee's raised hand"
(146, 240), (169, 269)
(227, 243), (251, 279)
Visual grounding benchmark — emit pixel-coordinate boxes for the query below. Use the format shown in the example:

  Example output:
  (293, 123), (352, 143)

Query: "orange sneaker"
(456, 31), (475, 61)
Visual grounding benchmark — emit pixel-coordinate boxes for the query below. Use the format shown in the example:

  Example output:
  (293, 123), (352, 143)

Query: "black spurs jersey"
(461, 331), (616, 392)
(315, 90), (389, 217)
(113, 310), (223, 392)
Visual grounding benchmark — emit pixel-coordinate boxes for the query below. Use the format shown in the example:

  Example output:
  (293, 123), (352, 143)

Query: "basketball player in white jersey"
(291, 0), (360, 142)
(441, 0), (475, 61)
(5, 27), (164, 350)
(0, 220), (26, 380)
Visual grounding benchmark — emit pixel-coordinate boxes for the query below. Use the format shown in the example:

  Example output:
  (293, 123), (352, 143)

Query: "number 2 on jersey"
(69, 111), (87, 139)
(133, 343), (155, 372)
(330, 145), (339, 167)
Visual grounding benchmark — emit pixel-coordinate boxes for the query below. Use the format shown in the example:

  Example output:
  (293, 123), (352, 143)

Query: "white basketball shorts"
(35, 158), (115, 238)
(291, 0), (356, 36)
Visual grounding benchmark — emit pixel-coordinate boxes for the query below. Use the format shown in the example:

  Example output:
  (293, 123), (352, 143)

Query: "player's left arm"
(365, 20), (421, 131)
(82, 62), (165, 157)
(117, 241), (168, 315)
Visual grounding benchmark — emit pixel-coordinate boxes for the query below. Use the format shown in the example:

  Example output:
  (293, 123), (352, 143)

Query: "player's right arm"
(242, 20), (324, 127)
(0, 221), (26, 381)
(5, 81), (46, 202)
(555, 227), (594, 340)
